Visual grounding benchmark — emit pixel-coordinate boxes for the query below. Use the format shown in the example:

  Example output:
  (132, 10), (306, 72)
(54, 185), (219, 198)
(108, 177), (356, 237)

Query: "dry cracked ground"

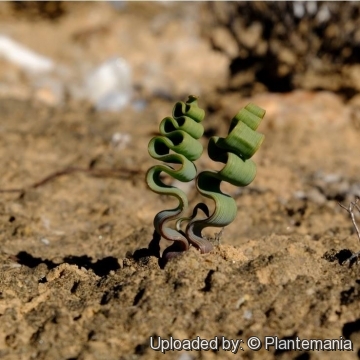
(0, 2), (360, 360)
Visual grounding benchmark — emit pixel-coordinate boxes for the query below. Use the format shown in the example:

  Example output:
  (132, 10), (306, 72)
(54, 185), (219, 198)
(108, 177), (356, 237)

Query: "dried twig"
(339, 196), (360, 264)
(214, 227), (225, 245)
(0, 166), (143, 194)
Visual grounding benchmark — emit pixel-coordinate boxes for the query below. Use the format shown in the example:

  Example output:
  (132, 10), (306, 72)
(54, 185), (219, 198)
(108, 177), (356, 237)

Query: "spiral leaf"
(186, 103), (265, 253)
(146, 95), (205, 257)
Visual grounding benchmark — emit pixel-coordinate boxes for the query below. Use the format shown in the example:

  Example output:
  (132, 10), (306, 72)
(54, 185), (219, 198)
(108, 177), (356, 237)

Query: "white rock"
(85, 57), (132, 112)
(111, 132), (131, 150)
(0, 35), (54, 74)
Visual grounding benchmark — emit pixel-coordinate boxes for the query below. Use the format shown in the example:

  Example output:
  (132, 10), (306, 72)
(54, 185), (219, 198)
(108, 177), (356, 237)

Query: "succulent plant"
(146, 96), (265, 262)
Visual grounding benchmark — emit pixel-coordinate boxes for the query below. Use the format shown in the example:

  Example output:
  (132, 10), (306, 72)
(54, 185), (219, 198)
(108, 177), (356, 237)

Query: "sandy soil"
(1, 3), (360, 360)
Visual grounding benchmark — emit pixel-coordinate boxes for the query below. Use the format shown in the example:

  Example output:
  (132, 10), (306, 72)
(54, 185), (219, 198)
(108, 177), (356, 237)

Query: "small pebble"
(177, 353), (194, 360)
(243, 310), (253, 320)
(40, 238), (50, 245)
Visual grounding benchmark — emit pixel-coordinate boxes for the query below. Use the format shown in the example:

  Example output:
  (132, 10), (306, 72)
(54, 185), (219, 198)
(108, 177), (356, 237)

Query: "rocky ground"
(0, 2), (360, 360)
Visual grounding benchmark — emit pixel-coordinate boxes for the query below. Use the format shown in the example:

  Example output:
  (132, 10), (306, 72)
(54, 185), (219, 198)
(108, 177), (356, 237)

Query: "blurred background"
(2, 4), (360, 359)
(0, 1), (360, 110)
(1, 1), (360, 252)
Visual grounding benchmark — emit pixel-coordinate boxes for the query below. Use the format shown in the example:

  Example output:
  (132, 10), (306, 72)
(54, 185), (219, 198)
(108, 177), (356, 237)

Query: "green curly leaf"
(186, 103), (266, 253)
(146, 95), (205, 255)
